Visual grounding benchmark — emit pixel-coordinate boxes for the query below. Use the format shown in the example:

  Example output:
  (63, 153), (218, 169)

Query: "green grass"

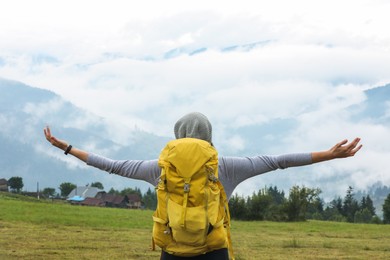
(1, 192), (390, 259)
(0, 192), (150, 229)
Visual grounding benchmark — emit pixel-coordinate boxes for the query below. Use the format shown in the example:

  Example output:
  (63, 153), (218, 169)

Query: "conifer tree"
(383, 193), (390, 224)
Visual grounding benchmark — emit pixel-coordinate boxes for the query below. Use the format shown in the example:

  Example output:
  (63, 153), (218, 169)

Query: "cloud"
(1, 0), (390, 197)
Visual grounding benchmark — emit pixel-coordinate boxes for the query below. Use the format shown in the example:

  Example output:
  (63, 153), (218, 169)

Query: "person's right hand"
(44, 126), (68, 151)
(328, 138), (362, 159)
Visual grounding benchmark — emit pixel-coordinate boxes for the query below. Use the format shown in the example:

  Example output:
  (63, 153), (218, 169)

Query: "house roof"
(100, 193), (115, 202)
(114, 196), (126, 204)
(67, 186), (103, 199)
(126, 194), (141, 202)
(100, 193), (127, 204)
(67, 195), (85, 202)
(82, 197), (105, 206)
(0, 178), (8, 185)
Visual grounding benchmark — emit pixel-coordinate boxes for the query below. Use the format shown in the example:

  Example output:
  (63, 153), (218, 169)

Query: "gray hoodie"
(87, 112), (312, 198)
(86, 152), (312, 199)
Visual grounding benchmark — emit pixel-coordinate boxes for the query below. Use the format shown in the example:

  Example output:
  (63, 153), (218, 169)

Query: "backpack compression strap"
(181, 177), (191, 229)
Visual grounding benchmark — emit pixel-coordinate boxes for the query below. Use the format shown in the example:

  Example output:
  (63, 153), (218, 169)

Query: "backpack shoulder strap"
(216, 180), (235, 260)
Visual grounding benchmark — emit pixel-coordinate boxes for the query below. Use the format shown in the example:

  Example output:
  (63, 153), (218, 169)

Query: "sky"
(1, 0), (390, 198)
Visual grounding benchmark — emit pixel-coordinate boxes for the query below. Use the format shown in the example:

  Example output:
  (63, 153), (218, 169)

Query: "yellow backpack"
(152, 138), (234, 259)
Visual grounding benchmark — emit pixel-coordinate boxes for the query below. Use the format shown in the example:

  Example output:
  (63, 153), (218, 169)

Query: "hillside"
(1, 77), (389, 204)
(0, 78), (169, 193)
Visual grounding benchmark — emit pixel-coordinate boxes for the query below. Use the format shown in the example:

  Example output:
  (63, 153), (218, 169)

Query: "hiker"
(44, 112), (362, 260)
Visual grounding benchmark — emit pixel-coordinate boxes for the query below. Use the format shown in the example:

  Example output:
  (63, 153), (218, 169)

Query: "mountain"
(358, 85), (390, 122)
(0, 78), (169, 193)
(1, 78), (390, 203)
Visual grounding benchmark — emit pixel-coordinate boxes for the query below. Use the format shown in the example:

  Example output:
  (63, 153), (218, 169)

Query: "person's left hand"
(44, 126), (68, 151)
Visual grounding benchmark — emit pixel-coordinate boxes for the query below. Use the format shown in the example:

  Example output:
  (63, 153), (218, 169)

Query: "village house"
(94, 192), (129, 208)
(81, 197), (105, 207)
(0, 178), (8, 192)
(126, 193), (142, 209)
(67, 186), (103, 204)
(67, 186), (143, 209)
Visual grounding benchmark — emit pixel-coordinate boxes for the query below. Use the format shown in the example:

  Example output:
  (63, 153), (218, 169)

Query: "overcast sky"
(1, 0), (390, 198)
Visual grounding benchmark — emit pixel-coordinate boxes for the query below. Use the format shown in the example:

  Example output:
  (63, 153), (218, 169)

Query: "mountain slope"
(0, 78), (168, 193)
(1, 78), (389, 200)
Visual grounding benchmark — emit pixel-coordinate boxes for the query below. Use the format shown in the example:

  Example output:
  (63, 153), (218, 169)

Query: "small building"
(67, 186), (102, 200)
(67, 195), (85, 204)
(81, 197), (105, 207)
(0, 178), (8, 192)
(96, 192), (129, 208)
(67, 186), (103, 204)
(126, 194), (142, 209)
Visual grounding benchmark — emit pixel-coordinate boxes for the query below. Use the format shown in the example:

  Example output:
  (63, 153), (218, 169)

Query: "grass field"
(1, 192), (390, 259)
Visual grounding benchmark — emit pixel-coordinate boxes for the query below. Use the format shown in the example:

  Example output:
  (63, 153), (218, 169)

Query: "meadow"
(1, 192), (390, 260)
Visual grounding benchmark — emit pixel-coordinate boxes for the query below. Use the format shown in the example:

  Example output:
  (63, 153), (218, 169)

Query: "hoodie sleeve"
(86, 153), (161, 186)
(218, 153), (313, 199)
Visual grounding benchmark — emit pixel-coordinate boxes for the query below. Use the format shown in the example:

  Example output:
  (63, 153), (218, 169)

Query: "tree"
(354, 208), (373, 223)
(59, 182), (76, 197)
(8, 176), (24, 193)
(246, 190), (273, 220)
(307, 197), (324, 219)
(229, 187), (288, 221)
(360, 195), (376, 217)
(267, 186), (286, 205)
(284, 186), (321, 221)
(229, 194), (248, 220)
(322, 197), (345, 221)
(90, 182), (104, 190)
(120, 187), (142, 197)
(42, 187), (56, 198)
(323, 205), (346, 222)
(108, 187), (120, 194)
(250, 186), (287, 221)
(342, 186), (359, 222)
(143, 187), (157, 210)
(383, 193), (390, 224)
(332, 197), (343, 214)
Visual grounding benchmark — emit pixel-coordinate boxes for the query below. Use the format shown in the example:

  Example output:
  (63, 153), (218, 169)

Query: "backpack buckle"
(208, 173), (218, 183)
(184, 183), (190, 193)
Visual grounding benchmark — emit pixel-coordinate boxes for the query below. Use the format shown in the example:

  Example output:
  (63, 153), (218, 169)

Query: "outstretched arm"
(311, 138), (362, 163)
(219, 138), (362, 199)
(43, 126), (88, 162)
(43, 126), (160, 186)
